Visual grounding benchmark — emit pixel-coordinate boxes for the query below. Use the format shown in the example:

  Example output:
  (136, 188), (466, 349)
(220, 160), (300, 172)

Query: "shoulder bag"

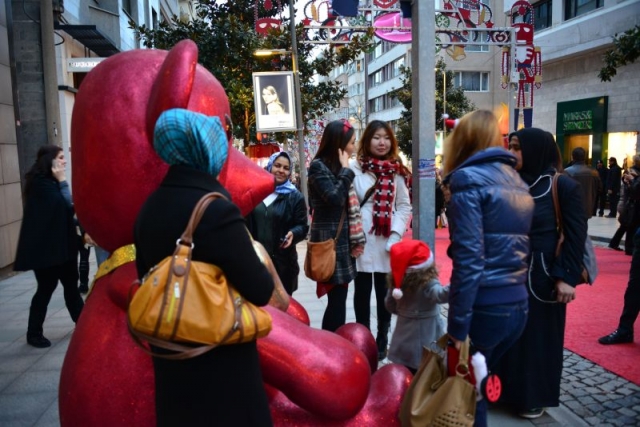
(552, 174), (598, 285)
(127, 192), (272, 360)
(399, 336), (477, 427)
(304, 209), (346, 282)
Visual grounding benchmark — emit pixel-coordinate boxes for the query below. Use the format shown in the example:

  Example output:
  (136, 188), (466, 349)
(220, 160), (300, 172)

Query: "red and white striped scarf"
(360, 157), (400, 237)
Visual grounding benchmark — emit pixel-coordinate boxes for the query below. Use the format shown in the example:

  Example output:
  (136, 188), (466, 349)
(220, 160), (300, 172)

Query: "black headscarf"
(516, 128), (560, 185)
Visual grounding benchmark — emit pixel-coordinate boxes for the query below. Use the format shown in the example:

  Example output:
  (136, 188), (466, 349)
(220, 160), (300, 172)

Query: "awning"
(55, 24), (120, 58)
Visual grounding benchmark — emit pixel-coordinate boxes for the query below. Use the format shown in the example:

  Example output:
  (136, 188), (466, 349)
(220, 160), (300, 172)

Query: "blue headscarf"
(266, 152), (297, 194)
(153, 108), (228, 177)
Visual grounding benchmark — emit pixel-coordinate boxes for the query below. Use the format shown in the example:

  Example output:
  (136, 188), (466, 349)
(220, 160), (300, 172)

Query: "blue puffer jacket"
(443, 147), (534, 341)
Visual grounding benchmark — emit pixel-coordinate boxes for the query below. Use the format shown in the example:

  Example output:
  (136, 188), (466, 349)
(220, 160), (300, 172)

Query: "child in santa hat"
(385, 239), (449, 374)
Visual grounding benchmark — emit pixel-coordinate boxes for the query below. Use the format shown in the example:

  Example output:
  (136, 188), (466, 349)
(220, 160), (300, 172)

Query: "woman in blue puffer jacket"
(442, 110), (534, 427)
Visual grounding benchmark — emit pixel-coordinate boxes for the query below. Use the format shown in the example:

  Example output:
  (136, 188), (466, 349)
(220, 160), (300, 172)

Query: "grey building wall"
(0, 0), (23, 269)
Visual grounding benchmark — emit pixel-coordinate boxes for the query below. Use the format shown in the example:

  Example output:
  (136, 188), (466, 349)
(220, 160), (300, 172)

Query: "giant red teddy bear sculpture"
(59, 40), (411, 426)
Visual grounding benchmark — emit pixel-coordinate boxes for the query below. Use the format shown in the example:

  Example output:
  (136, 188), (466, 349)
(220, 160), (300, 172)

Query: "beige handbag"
(399, 336), (477, 427)
(304, 209), (346, 282)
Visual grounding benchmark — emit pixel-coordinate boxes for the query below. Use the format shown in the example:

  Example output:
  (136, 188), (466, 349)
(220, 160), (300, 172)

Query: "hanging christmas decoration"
(501, 0), (541, 129)
(255, 0), (284, 36)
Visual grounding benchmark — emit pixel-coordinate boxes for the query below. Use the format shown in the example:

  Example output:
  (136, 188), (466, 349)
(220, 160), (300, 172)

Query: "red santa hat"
(390, 240), (434, 299)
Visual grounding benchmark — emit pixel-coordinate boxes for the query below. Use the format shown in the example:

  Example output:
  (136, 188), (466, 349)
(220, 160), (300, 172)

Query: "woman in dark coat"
(246, 152), (308, 295)
(134, 109), (275, 427)
(308, 119), (358, 332)
(442, 110), (534, 427)
(14, 145), (84, 348)
(497, 128), (587, 419)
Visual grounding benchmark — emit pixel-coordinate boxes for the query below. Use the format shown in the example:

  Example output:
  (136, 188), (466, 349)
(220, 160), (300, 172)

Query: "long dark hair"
(313, 120), (355, 175)
(24, 145), (62, 195)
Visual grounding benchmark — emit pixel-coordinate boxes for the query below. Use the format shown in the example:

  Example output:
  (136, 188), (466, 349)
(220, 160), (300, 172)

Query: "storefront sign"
(67, 58), (105, 72)
(557, 97), (607, 134)
(562, 110), (593, 131)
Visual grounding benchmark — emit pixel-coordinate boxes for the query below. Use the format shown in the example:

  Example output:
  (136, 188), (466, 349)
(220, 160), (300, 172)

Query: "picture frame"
(253, 71), (297, 132)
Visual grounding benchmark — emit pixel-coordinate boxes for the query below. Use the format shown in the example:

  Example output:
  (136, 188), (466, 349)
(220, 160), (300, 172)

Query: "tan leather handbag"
(399, 336), (477, 427)
(304, 210), (346, 282)
(127, 192), (272, 360)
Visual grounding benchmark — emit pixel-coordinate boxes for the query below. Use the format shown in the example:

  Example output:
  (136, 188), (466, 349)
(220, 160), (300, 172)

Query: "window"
(370, 69), (384, 87)
(391, 56), (405, 77)
(465, 44), (489, 52)
(388, 95), (401, 108)
(565, 0), (602, 20)
(453, 71), (489, 92)
(369, 96), (384, 113)
(534, 0), (552, 30)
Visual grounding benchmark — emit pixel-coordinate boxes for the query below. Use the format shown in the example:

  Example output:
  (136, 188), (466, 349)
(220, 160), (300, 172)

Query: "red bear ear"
(145, 39), (198, 144)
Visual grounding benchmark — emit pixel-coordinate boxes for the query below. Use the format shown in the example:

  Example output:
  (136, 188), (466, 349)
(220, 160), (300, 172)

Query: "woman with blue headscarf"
(134, 109), (275, 427)
(246, 152), (308, 295)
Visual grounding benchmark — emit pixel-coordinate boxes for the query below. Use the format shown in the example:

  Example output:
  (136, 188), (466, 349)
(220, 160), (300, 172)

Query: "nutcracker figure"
(501, 0), (541, 129)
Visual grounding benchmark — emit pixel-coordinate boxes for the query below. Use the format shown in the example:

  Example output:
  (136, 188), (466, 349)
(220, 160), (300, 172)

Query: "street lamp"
(436, 67), (447, 135)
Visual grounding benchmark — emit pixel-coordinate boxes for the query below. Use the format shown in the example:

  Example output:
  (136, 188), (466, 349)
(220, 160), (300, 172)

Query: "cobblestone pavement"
(560, 350), (640, 426)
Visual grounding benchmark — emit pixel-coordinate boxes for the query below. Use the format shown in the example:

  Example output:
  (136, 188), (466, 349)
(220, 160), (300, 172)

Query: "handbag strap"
(180, 192), (229, 246)
(334, 208), (347, 241)
(551, 173), (565, 257)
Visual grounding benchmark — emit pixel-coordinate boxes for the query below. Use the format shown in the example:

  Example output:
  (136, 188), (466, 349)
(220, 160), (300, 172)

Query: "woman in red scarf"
(349, 120), (412, 360)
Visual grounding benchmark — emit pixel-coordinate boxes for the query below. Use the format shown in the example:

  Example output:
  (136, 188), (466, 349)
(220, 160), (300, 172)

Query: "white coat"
(349, 159), (413, 273)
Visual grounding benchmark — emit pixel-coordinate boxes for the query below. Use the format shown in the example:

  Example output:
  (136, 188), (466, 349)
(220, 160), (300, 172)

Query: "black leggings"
(354, 272), (391, 330)
(322, 285), (348, 332)
(29, 258), (84, 337)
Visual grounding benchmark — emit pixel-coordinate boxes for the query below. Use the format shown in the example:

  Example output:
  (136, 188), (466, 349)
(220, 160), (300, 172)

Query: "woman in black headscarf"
(496, 128), (587, 419)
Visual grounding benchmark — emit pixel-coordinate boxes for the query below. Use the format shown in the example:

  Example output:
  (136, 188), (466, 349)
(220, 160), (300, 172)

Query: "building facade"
(528, 0), (640, 165)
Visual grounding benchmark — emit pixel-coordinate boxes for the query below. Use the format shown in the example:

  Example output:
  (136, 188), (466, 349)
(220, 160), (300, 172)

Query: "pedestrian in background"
(498, 128), (587, 419)
(14, 145), (85, 348)
(564, 147), (601, 219)
(385, 239), (448, 374)
(349, 120), (412, 360)
(595, 159), (608, 217)
(308, 119), (359, 332)
(246, 151), (308, 295)
(442, 110), (534, 427)
(599, 226), (640, 345)
(606, 157), (622, 218)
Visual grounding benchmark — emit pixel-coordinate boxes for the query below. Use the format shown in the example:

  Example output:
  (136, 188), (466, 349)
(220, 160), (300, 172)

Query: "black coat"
(608, 164), (622, 192)
(134, 165), (274, 427)
(14, 174), (77, 271)
(246, 190), (308, 295)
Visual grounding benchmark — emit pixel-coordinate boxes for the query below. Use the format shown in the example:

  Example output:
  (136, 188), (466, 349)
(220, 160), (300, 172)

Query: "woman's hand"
(338, 149), (350, 168)
(52, 160), (66, 182)
(555, 280), (576, 303)
(280, 231), (294, 249)
(84, 233), (96, 246)
(351, 244), (364, 258)
(448, 334), (462, 350)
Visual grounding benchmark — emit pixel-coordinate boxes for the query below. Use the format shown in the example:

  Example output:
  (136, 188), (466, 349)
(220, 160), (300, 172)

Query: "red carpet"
(429, 228), (640, 386)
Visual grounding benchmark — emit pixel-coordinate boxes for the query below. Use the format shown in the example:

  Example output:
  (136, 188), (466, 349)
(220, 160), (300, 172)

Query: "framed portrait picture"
(253, 71), (297, 132)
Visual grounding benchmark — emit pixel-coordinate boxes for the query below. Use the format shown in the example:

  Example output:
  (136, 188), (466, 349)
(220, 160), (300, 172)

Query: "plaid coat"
(307, 159), (357, 285)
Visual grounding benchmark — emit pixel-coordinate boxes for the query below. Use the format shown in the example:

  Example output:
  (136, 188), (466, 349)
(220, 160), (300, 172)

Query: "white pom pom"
(392, 288), (403, 299)
(471, 352), (488, 400)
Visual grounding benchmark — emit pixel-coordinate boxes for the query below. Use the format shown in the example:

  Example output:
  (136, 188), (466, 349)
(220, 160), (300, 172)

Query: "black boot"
(376, 321), (390, 361)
